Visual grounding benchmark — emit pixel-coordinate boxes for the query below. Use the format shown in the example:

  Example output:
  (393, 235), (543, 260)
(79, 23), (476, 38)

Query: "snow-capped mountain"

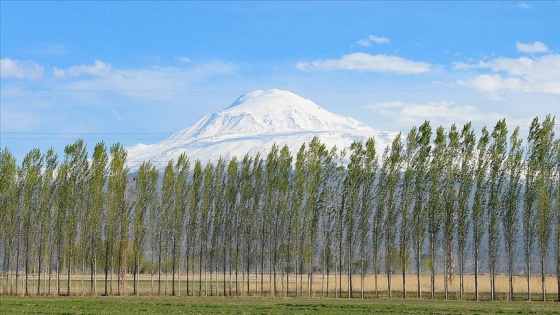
(127, 89), (393, 170)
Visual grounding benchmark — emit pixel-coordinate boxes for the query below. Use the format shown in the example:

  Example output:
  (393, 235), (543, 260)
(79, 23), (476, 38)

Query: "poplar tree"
(37, 149), (57, 296)
(200, 162), (215, 295)
(503, 127), (523, 301)
(108, 143), (129, 295)
(133, 161), (158, 296)
(361, 138), (377, 299)
(189, 160), (202, 295)
(411, 121), (432, 298)
(399, 128), (418, 299)
(87, 143), (107, 295)
(292, 144), (306, 296)
(320, 146), (339, 297)
(63, 140), (89, 296)
(345, 141), (363, 298)
(456, 122), (475, 300)
(172, 154), (189, 295)
(237, 155), (252, 295)
(443, 125), (460, 300)
(209, 157), (226, 296)
(13, 163), (23, 296)
(553, 139), (560, 302)
(524, 118), (541, 301)
(19, 149), (43, 296)
(148, 166), (162, 295)
(0, 148), (17, 295)
(427, 127), (446, 299)
(486, 119), (508, 301)
(384, 134), (403, 298)
(159, 161), (175, 295)
(372, 147), (389, 298)
(249, 154), (263, 295)
(472, 127), (490, 300)
(277, 146), (293, 296)
(535, 116), (555, 301)
(333, 153), (346, 298)
(264, 145), (279, 295)
(306, 137), (327, 297)
(223, 157), (238, 296)
(54, 162), (70, 295)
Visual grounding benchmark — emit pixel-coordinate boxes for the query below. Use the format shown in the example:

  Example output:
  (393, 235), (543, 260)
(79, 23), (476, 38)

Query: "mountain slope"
(127, 89), (392, 170)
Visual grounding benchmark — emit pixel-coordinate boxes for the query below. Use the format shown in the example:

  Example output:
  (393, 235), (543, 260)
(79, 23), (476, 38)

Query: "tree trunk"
(286, 240), (290, 297)
(67, 264), (71, 296)
(490, 266), (495, 301)
(25, 234), (29, 296)
(104, 241), (109, 296)
(222, 245), (226, 296)
(172, 245), (176, 296)
(526, 259), (531, 301)
(37, 243), (43, 296)
(361, 257), (365, 299)
(459, 250), (464, 300)
(509, 270), (514, 302)
(15, 246), (20, 296)
(186, 247), (190, 296)
(150, 257), (154, 295)
(475, 247), (479, 301)
(444, 250), (448, 300)
(56, 260), (60, 296)
(541, 257), (546, 301)
(374, 266), (379, 298)
(91, 249), (96, 295)
(402, 266), (407, 299)
(430, 239), (435, 300)
(157, 245), (162, 296)
(247, 243), (251, 296)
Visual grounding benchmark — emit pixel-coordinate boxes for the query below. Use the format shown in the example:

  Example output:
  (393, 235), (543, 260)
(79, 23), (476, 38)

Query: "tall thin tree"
(503, 127), (523, 301)
(399, 128), (418, 299)
(384, 134), (403, 298)
(472, 127), (490, 300)
(411, 121), (432, 299)
(87, 143), (108, 295)
(535, 116), (555, 301)
(456, 123), (475, 300)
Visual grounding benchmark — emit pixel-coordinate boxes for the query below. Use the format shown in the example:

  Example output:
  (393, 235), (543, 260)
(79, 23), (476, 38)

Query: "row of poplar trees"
(0, 116), (559, 301)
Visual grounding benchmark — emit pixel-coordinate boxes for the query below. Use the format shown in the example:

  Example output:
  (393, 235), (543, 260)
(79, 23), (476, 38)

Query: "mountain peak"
(225, 89), (319, 113)
(227, 89), (292, 108)
(127, 89), (392, 170)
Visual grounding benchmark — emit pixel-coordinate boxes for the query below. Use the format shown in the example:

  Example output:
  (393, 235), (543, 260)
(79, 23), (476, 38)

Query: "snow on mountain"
(127, 89), (393, 170)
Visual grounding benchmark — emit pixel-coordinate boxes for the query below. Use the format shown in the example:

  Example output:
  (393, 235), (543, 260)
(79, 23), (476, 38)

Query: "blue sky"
(1, 1), (559, 160)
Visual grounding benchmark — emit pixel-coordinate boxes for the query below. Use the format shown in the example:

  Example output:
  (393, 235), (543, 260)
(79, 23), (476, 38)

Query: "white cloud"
(365, 100), (504, 128)
(53, 60), (112, 78)
(461, 74), (524, 90)
(455, 54), (560, 94)
(517, 2), (532, 9)
(0, 58), (44, 80)
(357, 34), (390, 47)
(296, 53), (432, 74)
(516, 41), (550, 53)
(60, 60), (237, 102)
(176, 57), (192, 63)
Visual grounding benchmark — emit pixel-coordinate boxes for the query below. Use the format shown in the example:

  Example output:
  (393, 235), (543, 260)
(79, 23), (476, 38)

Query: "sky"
(1, 1), (559, 161)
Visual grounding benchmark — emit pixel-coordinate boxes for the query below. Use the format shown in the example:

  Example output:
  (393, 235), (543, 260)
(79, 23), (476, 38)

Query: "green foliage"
(1, 115), (559, 302)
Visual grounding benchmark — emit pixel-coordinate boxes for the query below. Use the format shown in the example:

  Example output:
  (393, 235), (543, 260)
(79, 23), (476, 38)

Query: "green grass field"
(1, 296), (559, 315)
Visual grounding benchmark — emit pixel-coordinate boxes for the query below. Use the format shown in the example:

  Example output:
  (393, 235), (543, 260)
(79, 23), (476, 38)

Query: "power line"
(0, 123), (545, 137)
(2, 87), (558, 93)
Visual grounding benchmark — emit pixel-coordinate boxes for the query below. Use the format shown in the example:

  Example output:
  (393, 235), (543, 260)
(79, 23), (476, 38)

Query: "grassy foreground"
(1, 296), (559, 315)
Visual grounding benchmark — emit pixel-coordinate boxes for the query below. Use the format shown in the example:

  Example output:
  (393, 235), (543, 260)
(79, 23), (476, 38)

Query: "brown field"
(2, 272), (558, 300)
